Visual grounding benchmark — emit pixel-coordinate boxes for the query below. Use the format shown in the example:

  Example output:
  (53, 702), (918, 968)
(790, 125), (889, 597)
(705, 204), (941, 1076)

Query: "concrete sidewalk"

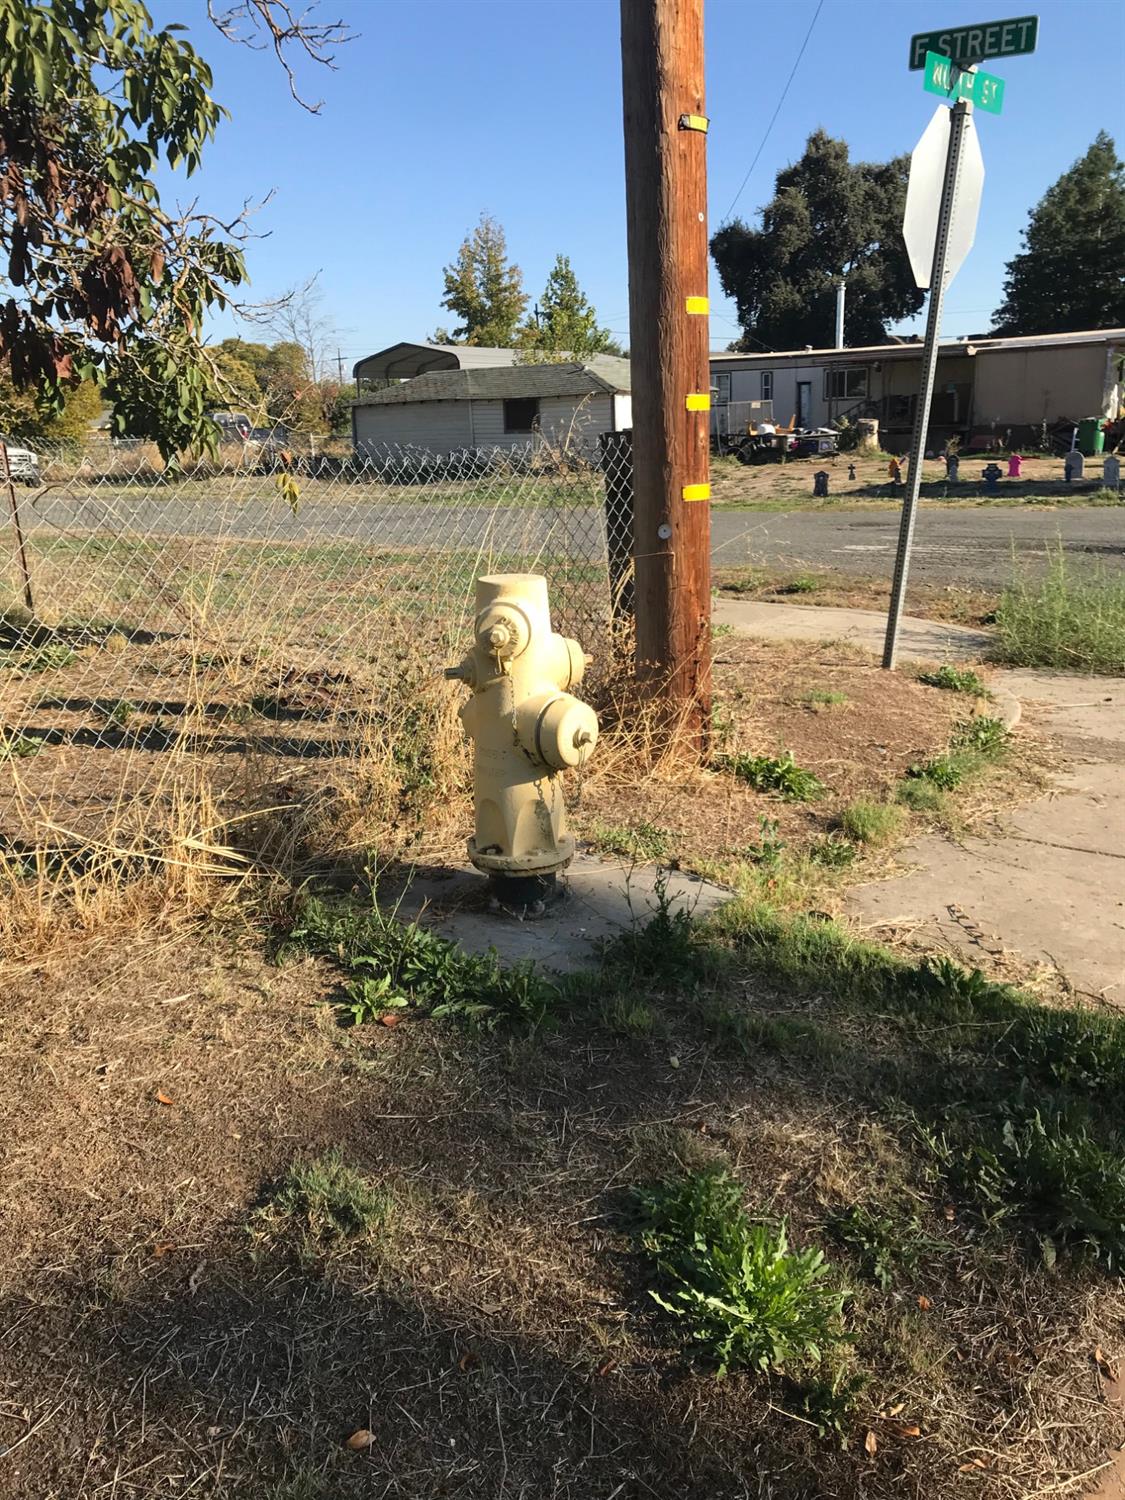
(718, 598), (1123, 1004)
(847, 669), (1125, 1004)
(713, 597), (992, 661)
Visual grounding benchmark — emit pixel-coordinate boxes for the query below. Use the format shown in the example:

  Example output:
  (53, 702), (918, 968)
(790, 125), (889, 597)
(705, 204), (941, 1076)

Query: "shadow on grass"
(1, 887), (1122, 1499)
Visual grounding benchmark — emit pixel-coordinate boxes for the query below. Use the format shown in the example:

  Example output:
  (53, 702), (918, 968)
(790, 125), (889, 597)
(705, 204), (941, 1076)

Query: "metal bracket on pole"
(882, 97), (972, 670)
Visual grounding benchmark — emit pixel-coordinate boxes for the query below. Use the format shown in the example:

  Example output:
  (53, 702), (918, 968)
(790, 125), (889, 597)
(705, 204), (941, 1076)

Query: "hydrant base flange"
(467, 833), (576, 877)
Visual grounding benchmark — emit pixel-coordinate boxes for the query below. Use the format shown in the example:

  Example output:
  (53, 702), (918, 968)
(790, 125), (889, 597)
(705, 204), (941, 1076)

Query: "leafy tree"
(0, 365), (101, 440)
(213, 341), (265, 411)
(711, 130), (922, 350)
(0, 0), (349, 461)
(435, 214), (527, 346)
(518, 254), (621, 361)
(993, 132), (1125, 334)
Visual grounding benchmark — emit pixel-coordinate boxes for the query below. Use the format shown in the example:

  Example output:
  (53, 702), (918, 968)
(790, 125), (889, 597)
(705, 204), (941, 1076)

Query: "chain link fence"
(0, 436), (635, 859)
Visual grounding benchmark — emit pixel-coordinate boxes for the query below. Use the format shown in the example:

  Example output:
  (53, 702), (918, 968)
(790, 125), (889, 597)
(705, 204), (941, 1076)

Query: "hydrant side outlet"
(449, 574), (598, 882)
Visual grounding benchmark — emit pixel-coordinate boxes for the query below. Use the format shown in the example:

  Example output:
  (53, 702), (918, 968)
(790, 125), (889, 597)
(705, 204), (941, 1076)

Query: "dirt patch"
(714, 565), (997, 625)
(577, 637), (981, 884)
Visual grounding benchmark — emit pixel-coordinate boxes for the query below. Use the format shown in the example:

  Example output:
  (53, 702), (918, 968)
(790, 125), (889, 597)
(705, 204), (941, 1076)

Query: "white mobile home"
(710, 327), (1125, 451)
(351, 358), (632, 456)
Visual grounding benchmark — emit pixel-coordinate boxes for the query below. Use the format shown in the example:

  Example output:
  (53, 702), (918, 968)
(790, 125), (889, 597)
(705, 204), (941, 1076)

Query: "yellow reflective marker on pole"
(685, 393), (710, 411)
(685, 296), (709, 314)
(682, 483), (710, 502)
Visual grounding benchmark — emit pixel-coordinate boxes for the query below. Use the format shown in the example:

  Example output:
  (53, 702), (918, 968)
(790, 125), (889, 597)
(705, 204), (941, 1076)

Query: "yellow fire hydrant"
(445, 573), (597, 908)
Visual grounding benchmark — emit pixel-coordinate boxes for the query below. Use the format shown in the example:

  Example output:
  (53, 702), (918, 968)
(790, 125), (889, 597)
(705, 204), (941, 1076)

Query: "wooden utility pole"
(620, 0), (711, 747)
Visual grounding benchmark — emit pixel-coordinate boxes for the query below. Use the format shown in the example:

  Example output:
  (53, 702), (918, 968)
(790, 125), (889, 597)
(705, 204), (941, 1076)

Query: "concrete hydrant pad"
(390, 854), (732, 974)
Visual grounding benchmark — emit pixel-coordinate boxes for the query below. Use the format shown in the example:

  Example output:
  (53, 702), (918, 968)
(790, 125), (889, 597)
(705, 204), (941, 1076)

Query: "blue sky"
(154, 0), (1125, 368)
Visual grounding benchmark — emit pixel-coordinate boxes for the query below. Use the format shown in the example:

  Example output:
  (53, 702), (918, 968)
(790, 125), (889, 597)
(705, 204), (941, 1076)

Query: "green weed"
(794, 1370), (867, 1446)
(738, 815), (786, 870)
(598, 993), (658, 1038)
(2, 642), (77, 673)
(801, 688), (849, 708)
(896, 777), (946, 812)
(954, 715), (1008, 755)
(700, 1002), (841, 1064)
(594, 873), (716, 990)
(98, 698), (137, 727)
(715, 749), (826, 802)
(918, 665), (989, 696)
(254, 1151), (391, 1248)
(0, 731), (44, 760)
(831, 1204), (923, 1290)
(810, 834), (859, 868)
(990, 1007), (1125, 1096)
(591, 820), (672, 862)
(634, 1167), (847, 1377)
(838, 801), (903, 846)
(776, 574), (820, 595)
(283, 894), (555, 1032)
(905, 753), (965, 790)
(261, 1470), (329, 1500)
(995, 551), (1125, 674)
(932, 1109), (1125, 1268)
(717, 903), (903, 1007)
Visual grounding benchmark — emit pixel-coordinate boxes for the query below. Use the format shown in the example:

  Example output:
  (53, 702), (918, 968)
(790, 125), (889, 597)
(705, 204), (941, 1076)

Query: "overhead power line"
(719, 0), (825, 225)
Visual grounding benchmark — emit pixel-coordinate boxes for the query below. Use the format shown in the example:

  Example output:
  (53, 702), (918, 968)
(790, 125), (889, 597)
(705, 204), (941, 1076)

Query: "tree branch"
(206, 0), (357, 113)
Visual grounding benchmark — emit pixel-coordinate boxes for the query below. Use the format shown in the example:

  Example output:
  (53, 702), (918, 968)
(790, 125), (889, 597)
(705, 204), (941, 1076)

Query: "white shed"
(351, 358), (632, 456)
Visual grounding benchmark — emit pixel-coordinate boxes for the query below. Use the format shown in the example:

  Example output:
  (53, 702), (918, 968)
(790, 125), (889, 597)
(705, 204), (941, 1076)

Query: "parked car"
(0, 435), (41, 484)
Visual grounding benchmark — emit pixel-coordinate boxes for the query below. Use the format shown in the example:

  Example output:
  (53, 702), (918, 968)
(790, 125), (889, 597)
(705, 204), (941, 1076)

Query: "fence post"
(2, 443), (35, 615)
(598, 428), (635, 623)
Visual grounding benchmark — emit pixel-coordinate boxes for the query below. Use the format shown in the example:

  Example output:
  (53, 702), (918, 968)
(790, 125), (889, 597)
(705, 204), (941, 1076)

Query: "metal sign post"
(882, 97), (974, 670)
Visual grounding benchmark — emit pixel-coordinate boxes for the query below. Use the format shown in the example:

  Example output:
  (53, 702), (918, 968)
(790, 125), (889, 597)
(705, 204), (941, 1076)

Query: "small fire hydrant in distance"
(445, 574), (597, 909)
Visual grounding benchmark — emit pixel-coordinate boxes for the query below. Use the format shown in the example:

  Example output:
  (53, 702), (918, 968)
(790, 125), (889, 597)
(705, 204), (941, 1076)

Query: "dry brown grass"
(0, 904), (1120, 1500)
(1, 530), (1090, 1499)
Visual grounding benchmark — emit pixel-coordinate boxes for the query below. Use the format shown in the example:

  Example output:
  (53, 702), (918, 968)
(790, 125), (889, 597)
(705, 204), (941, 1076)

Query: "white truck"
(0, 435), (42, 484)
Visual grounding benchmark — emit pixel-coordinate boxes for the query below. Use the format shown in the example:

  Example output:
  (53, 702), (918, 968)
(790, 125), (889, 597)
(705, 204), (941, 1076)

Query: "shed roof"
(352, 357), (632, 407)
(353, 342), (519, 381)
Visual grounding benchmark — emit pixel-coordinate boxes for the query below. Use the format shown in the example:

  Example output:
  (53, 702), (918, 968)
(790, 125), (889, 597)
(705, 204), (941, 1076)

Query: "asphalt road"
(21, 489), (1122, 590)
(711, 505), (1123, 587)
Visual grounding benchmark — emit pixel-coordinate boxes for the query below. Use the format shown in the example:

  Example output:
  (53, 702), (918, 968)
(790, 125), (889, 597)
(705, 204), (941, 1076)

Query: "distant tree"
(213, 341), (266, 410)
(711, 130), (923, 350)
(42, 378), (102, 441)
(993, 132), (1125, 335)
(435, 214), (527, 346)
(0, 366), (101, 441)
(517, 255), (621, 362)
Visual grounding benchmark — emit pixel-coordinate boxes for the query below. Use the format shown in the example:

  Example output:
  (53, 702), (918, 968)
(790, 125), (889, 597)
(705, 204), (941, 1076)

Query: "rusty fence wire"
(0, 436), (635, 856)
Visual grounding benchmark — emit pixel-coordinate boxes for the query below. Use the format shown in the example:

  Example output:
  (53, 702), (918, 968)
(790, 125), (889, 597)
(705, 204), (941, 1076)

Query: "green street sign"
(923, 51), (1006, 113)
(909, 14), (1038, 69)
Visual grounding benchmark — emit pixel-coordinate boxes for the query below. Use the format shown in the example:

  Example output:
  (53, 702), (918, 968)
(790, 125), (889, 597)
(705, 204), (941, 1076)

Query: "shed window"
(824, 367), (868, 400)
(713, 373), (731, 404)
(503, 397), (540, 433)
(761, 371), (774, 401)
